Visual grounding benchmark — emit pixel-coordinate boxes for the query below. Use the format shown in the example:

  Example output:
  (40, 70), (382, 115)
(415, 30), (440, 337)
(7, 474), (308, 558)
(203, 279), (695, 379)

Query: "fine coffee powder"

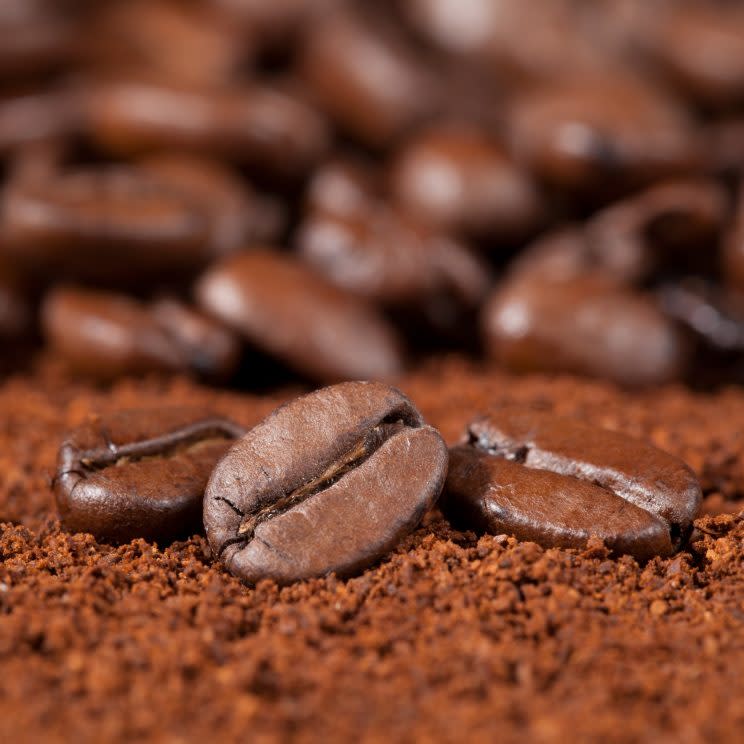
(1, 359), (742, 742)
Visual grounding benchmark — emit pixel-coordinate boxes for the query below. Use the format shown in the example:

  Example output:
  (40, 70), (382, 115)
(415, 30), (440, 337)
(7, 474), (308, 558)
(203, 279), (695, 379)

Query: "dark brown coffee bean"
(0, 268), (30, 338)
(304, 159), (380, 220)
(56, 408), (245, 544)
(442, 408), (702, 558)
(195, 250), (404, 382)
(84, 0), (247, 87)
(722, 188), (744, 292)
(204, 381), (448, 584)
(297, 201), (491, 310)
(507, 77), (701, 190)
(86, 78), (329, 179)
(647, 4), (744, 108)
(508, 225), (590, 282)
(42, 287), (240, 381)
(138, 154), (284, 257)
(390, 124), (541, 240)
(300, 11), (439, 147)
(2, 166), (209, 282)
(482, 274), (687, 387)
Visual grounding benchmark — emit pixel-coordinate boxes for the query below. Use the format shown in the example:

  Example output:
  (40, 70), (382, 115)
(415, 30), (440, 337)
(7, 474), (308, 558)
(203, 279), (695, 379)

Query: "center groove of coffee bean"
(468, 428), (529, 463)
(234, 419), (408, 543)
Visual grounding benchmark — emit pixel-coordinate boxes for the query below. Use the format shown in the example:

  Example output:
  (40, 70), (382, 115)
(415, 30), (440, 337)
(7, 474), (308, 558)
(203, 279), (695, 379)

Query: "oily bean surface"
(56, 408), (245, 544)
(204, 381), (448, 584)
(443, 408), (702, 555)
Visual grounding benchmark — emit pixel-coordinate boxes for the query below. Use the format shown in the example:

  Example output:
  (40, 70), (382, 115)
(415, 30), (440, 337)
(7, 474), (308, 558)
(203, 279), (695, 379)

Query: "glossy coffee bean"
(648, 4), (744, 108)
(297, 200), (491, 309)
(583, 179), (727, 284)
(204, 381), (448, 584)
(304, 159), (379, 220)
(2, 166), (209, 282)
(86, 78), (328, 179)
(443, 408), (702, 558)
(390, 124), (541, 239)
(85, 0), (246, 87)
(42, 287), (240, 381)
(139, 154), (284, 257)
(482, 275), (687, 387)
(196, 250), (404, 382)
(507, 77), (701, 190)
(56, 408), (245, 543)
(300, 11), (439, 147)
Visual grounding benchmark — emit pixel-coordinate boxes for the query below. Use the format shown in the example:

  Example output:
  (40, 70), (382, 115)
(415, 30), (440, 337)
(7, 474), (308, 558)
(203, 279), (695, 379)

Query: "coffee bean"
(482, 274), (687, 387)
(304, 159), (379, 220)
(0, 269), (30, 338)
(300, 10), (439, 147)
(722, 189), (744, 292)
(195, 250), (404, 382)
(507, 77), (701, 190)
(56, 408), (245, 543)
(442, 408), (702, 559)
(86, 78), (328, 179)
(204, 381), (448, 584)
(390, 123), (541, 240)
(42, 287), (240, 381)
(2, 166), (209, 282)
(138, 154), (285, 257)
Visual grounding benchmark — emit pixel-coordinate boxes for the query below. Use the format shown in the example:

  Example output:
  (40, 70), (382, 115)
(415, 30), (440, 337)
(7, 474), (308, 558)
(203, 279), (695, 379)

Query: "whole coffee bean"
(390, 124), (541, 240)
(42, 287), (240, 381)
(507, 77), (701, 190)
(139, 154), (284, 257)
(648, 4), (744, 108)
(443, 408), (702, 558)
(85, 0), (247, 87)
(2, 166), (209, 282)
(300, 11), (439, 147)
(56, 408), (245, 543)
(305, 158), (379, 220)
(195, 250), (404, 382)
(482, 274), (687, 387)
(204, 381), (448, 584)
(86, 78), (328, 179)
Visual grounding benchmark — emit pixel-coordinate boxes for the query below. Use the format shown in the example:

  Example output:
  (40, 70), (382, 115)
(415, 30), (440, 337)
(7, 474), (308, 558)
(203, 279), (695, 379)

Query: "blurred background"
(1, 0), (744, 389)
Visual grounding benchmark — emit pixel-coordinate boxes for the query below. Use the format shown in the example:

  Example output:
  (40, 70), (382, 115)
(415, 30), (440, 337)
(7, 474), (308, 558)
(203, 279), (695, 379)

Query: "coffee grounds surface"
(1, 356), (743, 743)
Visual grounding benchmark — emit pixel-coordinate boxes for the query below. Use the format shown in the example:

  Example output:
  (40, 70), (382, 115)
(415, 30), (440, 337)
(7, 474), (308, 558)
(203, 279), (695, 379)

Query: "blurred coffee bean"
(297, 200), (491, 310)
(85, 78), (329, 179)
(482, 275), (687, 387)
(508, 225), (590, 282)
(84, 0), (247, 87)
(705, 118), (744, 177)
(2, 166), (209, 282)
(722, 188), (744, 292)
(300, 10), (439, 147)
(0, 0), (76, 78)
(0, 268), (30, 338)
(0, 86), (81, 154)
(195, 250), (404, 382)
(139, 154), (284, 256)
(647, 3), (744, 108)
(507, 77), (701, 191)
(304, 158), (379, 220)
(42, 287), (240, 381)
(584, 179), (727, 284)
(390, 124), (541, 240)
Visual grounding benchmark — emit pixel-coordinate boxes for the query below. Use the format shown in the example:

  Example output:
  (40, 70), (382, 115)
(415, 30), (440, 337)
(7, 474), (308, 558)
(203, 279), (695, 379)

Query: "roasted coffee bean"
(204, 381), (448, 584)
(647, 4), (744, 108)
(508, 225), (590, 282)
(42, 287), (240, 381)
(442, 409), (702, 559)
(196, 250), (404, 382)
(86, 78), (328, 179)
(304, 159), (379, 220)
(139, 154), (284, 257)
(722, 188), (744, 292)
(0, 269), (30, 338)
(300, 11), (439, 147)
(2, 166), (209, 282)
(84, 0), (246, 87)
(0, 86), (81, 154)
(390, 124), (541, 240)
(507, 77), (701, 190)
(56, 408), (245, 543)
(297, 200), (491, 310)
(482, 275), (687, 387)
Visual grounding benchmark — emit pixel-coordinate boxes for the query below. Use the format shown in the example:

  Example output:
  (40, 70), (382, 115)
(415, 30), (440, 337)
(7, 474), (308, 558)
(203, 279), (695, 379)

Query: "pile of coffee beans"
(54, 382), (702, 583)
(1, 0), (744, 387)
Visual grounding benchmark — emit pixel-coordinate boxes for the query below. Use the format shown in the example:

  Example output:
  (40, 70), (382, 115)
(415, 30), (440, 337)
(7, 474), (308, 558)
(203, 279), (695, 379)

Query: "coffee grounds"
(1, 355), (743, 742)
